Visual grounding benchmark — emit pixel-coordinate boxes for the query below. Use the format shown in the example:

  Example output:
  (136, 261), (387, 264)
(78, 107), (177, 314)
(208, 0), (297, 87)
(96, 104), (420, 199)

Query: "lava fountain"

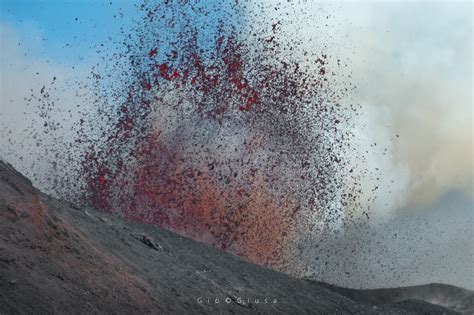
(28, 0), (365, 269)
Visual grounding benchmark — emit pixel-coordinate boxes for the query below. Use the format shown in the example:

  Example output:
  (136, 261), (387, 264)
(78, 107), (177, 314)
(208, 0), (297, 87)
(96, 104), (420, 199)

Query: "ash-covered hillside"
(0, 160), (470, 314)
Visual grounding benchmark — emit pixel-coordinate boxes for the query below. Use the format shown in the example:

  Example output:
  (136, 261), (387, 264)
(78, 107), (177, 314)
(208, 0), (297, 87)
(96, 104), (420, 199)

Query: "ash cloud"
(262, 1), (473, 218)
(333, 2), (473, 217)
(256, 1), (473, 289)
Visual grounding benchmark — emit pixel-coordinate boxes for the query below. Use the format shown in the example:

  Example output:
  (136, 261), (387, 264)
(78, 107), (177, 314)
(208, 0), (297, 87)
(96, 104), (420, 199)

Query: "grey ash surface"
(0, 160), (470, 314)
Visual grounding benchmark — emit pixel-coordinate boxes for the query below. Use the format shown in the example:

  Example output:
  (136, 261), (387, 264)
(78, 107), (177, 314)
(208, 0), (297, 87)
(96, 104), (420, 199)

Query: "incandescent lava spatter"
(18, 0), (372, 270)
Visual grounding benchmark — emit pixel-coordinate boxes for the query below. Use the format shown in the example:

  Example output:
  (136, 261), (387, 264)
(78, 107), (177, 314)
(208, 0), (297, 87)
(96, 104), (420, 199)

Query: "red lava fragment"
(149, 48), (158, 57)
(98, 175), (107, 185)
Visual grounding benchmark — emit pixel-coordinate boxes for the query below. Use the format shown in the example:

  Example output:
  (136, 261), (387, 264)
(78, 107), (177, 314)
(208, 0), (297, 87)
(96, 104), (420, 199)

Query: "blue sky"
(0, 0), (139, 64)
(0, 0), (241, 65)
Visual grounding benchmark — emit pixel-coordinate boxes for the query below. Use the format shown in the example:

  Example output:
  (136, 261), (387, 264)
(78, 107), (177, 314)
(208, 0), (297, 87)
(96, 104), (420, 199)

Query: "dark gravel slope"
(0, 160), (463, 314)
(317, 282), (473, 314)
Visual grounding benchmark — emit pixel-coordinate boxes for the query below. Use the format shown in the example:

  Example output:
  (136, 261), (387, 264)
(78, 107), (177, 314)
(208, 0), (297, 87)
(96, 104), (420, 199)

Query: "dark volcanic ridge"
(1, 160), (471, 314)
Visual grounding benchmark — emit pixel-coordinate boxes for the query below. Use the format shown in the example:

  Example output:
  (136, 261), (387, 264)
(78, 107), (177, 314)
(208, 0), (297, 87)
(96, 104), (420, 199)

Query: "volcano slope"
(0, 159), (469, 314)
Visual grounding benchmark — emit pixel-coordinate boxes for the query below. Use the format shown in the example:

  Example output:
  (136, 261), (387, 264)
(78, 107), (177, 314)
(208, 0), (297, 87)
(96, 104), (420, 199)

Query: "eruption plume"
(5, 0), (372, 270)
